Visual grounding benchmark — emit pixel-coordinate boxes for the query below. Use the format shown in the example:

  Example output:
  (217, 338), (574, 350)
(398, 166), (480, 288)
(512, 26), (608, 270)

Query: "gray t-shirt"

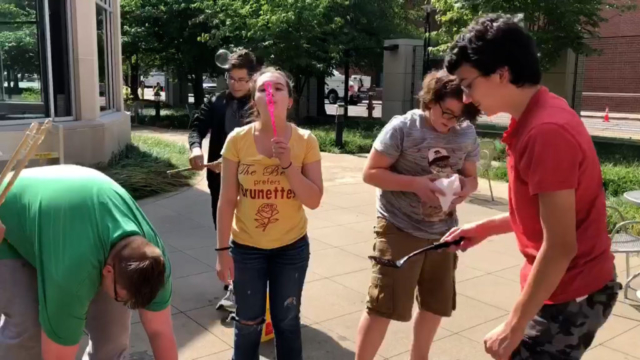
(373, 109), (480, 239)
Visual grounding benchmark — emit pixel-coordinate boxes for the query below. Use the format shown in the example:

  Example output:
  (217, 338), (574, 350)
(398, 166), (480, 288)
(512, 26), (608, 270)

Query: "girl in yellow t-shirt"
(216, 67), (323, 359)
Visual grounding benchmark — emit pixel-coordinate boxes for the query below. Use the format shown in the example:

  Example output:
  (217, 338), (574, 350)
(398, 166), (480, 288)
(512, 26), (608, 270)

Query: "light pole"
(422, 3), (433, 78)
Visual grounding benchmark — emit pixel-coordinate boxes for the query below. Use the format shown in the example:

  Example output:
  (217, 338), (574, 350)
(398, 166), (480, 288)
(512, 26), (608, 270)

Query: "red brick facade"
(581, 2), (640, 113)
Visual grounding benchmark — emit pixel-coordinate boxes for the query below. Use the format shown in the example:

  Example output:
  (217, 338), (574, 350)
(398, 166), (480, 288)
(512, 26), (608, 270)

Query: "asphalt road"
(325, 101), (382, 119)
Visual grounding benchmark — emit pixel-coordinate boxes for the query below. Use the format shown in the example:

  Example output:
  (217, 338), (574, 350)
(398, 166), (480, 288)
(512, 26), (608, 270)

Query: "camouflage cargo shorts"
(511, 278), (622, 360)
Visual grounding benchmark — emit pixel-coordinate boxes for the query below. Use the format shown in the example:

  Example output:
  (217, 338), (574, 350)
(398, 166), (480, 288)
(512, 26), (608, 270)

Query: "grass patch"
(302, 118), (385, 154)
(606, 196), (640, 235)
(309, 124), (381, 154)
(97, 134), (197, 200)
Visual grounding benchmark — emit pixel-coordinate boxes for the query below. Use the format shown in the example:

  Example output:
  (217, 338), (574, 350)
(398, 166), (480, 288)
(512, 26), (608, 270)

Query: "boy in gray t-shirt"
(355, 70), (480, 360)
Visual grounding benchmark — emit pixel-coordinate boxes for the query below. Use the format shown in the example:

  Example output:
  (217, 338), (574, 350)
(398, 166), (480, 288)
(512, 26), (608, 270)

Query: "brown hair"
(228, 49), (258, 75)
(111, 237), (167, 309)
(246, 67), (295, 123)
(418, 69), (481, 123)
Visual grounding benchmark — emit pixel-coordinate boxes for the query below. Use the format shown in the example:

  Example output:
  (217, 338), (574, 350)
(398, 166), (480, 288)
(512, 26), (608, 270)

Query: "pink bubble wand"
(265, 82), (277, 137)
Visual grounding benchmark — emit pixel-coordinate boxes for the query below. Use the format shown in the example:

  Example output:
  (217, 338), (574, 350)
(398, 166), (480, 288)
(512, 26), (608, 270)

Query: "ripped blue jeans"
(230, 234), (309, 360)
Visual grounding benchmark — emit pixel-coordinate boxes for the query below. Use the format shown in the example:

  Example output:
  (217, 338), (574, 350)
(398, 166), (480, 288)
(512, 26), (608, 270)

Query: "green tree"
(430, 0), (636, 71)
(0, 3), (40, 96)
(121, 0), (221, 106)
(206, 0), (419, 119)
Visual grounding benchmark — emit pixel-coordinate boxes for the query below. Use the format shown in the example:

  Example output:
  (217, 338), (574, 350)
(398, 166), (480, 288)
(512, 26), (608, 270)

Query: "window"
(96, 0), (114, 111)
(0, 0), (72, 123)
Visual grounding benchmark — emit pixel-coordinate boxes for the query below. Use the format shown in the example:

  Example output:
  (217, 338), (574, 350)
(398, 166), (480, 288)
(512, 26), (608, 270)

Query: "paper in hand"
(433, 174), (461, 211)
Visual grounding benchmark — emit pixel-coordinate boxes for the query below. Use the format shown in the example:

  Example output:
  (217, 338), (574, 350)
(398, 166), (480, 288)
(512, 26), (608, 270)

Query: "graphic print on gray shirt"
(373, 109), (480, 239)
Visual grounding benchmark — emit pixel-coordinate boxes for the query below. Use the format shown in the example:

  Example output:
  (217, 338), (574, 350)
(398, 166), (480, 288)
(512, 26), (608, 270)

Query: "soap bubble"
(215, 49), (231, 69)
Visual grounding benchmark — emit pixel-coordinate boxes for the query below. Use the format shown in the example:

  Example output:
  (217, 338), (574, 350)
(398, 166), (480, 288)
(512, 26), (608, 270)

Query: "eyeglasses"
(225, 73), (250, 84)
(112, 262), (132, 308)
(438, 103), (463, 123)
(460, 74), (482, 94)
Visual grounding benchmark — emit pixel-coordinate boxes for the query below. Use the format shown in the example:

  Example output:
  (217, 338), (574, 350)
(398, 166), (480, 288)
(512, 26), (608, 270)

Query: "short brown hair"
(418, 70), (481, 123)
(112, 238), (167, 309)
(229, 49), (258, 75)
(246, 67), (295, 123)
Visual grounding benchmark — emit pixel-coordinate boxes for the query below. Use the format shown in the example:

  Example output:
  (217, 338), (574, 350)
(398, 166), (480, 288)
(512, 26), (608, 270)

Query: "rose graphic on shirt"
(255, 203), (280, 232)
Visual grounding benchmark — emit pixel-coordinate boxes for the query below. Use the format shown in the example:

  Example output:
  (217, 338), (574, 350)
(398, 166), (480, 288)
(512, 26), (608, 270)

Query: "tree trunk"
(12, 71), (19, 92)
(316, 75), (327, 117)
(191, 70), (205, 108)
(293, 76), (308, 123)
(130, 57), (141, 101)
(6, 69), (13, 98)
(178, 70), (189, 105)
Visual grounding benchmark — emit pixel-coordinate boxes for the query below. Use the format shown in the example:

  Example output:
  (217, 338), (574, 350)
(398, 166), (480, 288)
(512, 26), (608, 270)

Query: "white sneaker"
(216, 284), (237, 312)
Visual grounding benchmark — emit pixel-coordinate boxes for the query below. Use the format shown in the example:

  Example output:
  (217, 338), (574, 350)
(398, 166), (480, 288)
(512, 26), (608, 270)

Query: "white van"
(140, 72), (166, 90)
(325, 70), (361, 105)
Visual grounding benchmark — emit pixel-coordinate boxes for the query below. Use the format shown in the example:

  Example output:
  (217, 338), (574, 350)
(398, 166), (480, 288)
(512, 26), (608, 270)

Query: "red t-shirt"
(502, 86), (614, 304)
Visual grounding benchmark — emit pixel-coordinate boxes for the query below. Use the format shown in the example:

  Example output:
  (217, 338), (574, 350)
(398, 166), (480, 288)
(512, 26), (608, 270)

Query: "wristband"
(215, 246), (231, 252)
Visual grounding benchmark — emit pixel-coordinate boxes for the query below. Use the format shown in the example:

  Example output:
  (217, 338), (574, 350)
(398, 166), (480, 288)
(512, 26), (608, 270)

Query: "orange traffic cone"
(261, 291), (274, 342)
(604, 106), (610, 122)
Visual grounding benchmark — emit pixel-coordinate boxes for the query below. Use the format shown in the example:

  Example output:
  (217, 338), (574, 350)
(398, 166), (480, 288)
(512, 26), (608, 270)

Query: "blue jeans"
(230, 235), (310, 360)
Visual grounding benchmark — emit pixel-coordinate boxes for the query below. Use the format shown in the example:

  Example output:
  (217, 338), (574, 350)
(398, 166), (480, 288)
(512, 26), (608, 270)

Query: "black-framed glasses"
(438, 102), (462, 123)
(112, 262), (132, 308)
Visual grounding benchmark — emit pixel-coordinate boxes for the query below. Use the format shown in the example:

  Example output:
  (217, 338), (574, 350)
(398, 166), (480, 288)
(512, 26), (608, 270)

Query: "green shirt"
(0, 165), (172, 346)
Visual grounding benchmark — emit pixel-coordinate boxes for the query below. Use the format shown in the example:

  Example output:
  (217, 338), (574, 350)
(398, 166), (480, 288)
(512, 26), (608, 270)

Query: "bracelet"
(215, 246), (231, 252)
(282, 161), (293, 170)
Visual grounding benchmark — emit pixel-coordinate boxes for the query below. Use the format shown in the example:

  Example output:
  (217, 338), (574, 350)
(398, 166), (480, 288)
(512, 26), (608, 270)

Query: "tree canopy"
(121, 0), (420, 109)
(430, 0), (637, 70)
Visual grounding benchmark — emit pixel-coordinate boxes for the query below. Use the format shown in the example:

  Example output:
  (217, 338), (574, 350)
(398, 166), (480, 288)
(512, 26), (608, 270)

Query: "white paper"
(433, 174), (461, 211)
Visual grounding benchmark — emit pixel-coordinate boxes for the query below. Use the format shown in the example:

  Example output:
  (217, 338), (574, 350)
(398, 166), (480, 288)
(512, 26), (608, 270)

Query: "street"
(325, 101), (382, 118)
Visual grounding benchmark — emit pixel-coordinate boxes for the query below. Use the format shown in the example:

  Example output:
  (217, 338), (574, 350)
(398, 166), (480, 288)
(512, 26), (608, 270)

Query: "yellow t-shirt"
(221, 123), (322, 249)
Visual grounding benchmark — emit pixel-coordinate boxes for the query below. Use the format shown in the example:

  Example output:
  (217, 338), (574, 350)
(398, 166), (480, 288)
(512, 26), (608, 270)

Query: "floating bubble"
(215, 49), (231, 69)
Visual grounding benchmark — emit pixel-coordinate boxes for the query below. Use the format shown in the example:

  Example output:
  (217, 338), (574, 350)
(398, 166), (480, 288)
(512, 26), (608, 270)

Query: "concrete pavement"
(122, 130), (640, 359)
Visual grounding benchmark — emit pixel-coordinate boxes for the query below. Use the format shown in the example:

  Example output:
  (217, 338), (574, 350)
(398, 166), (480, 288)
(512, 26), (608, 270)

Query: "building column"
(112, 0), (124, 112)
(69, 0), (99, 121)
(381, 39), (424, 122)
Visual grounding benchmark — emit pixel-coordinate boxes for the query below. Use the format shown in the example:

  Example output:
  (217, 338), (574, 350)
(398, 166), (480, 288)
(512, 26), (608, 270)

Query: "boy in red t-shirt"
(443, 14), (620, 360)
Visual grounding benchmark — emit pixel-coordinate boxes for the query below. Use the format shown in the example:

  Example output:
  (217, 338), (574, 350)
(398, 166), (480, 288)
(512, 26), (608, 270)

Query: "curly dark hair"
(444, 13), (542, 87)
(418, 70), (481, 123)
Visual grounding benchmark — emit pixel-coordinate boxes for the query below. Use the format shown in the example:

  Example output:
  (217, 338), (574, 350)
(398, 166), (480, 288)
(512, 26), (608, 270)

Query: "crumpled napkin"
(433, 174), (461, 211)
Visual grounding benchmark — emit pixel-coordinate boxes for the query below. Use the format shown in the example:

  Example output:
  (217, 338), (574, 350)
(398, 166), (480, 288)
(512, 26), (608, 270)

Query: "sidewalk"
(128, 148), (640, 359)
(481, 113), (640, 141)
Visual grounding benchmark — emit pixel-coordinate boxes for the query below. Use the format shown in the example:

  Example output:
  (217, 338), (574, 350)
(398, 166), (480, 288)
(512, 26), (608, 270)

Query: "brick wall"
(581, 2), (640, 113)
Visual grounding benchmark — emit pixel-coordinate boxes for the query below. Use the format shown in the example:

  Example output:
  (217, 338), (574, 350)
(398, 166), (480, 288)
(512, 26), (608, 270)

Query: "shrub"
(132, 107), (192, 130)
(602, 163), (640, 198)
(21, 87), (41, 101)
(97, 134), (197, 200)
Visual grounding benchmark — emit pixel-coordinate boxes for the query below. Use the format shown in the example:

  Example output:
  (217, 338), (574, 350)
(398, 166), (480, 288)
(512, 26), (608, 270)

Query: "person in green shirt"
(0, 164), (178, 360)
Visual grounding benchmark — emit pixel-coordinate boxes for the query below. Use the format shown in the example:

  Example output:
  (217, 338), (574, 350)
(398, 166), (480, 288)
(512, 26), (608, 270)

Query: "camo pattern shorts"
(511, 279), (622, 360)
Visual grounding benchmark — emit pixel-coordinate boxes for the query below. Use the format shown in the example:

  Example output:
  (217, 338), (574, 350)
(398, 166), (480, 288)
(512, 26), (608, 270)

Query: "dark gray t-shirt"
(373, 109), (480, 239)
